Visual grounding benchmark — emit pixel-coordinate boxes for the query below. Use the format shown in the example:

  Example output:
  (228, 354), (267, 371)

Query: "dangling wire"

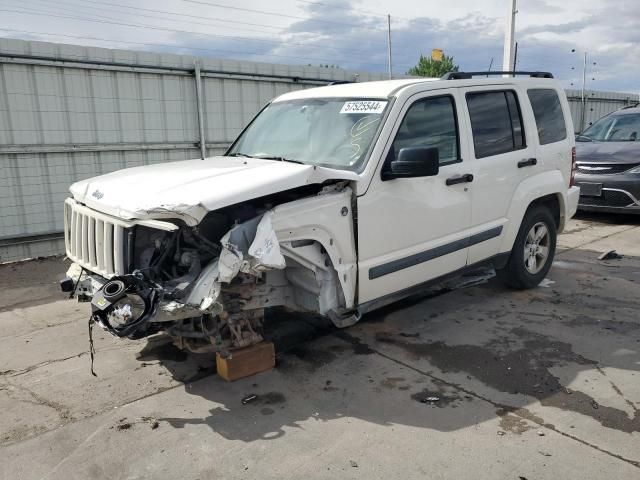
(88, 314), (98, 377)
(69, 266), (86, 299)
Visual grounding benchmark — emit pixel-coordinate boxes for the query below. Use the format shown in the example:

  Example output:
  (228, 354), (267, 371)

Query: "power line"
(0, 27), (415, 69)
(69, 0), (286, 31)
(14, 0), (286, 37)
(182, 0), (378, 29)
(0, 8), (390, 56)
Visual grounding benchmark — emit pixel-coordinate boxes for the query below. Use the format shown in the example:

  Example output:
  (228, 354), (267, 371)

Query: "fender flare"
(499, 170), (567, 254)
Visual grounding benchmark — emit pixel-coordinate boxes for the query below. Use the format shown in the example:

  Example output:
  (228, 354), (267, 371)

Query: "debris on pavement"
(598, 250), (623, 260)
(116, 422), (132, 431)
(538, 278), (555, 288)
(421, 396), (441, 404)
(142, 416), (159, 429)
(242, 394), (258, 405)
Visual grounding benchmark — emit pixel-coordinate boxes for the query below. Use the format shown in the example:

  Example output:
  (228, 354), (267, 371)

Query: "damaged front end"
(64, 184), (357, 353)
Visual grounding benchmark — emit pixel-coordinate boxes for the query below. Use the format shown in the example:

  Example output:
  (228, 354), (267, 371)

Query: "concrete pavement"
(1, 212), (639, 479)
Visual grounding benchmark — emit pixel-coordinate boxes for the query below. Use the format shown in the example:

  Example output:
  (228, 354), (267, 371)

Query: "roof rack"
(441, 71), (554, 80)
(620, 103), (640, 110)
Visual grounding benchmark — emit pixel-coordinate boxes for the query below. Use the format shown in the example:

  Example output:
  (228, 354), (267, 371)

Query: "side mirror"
(387, 146), (440, 179)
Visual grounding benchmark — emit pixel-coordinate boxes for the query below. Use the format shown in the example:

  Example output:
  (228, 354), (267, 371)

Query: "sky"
(0, 0), (638, 93)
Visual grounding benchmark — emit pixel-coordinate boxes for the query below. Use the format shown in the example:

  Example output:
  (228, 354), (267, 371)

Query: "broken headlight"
(91, 274), (159, 338)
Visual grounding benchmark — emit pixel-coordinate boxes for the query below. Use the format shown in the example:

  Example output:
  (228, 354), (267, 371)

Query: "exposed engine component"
(68, 184), (356, 357)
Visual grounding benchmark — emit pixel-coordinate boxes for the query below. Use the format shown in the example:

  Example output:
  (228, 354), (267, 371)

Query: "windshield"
(227, 98), (389, 170)
(581, 113), (640, 142)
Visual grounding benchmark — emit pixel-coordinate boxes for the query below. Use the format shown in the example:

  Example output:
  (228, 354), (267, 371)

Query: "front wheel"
(498, 205), (557, 289)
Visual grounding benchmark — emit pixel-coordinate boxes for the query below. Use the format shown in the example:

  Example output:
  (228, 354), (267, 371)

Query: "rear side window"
(527, 89), (567, 145)
(466, 91), (526, 158)
(391, 95), (460, 165)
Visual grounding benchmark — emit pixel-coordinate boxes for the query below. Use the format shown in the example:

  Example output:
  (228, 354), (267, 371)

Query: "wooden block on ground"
(216, 342), (275, 382)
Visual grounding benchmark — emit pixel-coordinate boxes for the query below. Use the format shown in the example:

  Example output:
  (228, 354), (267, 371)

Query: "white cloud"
(0, 0), (638, 92)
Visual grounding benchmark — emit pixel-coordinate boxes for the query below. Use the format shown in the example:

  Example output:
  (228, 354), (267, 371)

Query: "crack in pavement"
(1, 344), (136, 378)
(332, 330), (640, 470)
(595, 366), (640, 417)
(557, 224), (640, 256)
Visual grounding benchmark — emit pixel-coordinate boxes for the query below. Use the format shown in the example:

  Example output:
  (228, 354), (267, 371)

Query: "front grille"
(579, 190), (635, 207)
(64, 198), (132, 277)
(576, 163), (639, 175)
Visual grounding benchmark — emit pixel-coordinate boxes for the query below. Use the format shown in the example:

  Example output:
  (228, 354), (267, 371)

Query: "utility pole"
(580, 51), (588, 132)
(502, 0), (517, 74)
(387, 14), (393, 79)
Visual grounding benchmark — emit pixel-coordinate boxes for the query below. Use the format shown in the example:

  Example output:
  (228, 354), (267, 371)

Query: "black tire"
(498, 205), (557, 289)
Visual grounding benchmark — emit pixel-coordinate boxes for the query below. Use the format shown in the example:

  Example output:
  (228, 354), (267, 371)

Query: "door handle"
(518, 158), (537, 168)
(446, 173), (474, 186)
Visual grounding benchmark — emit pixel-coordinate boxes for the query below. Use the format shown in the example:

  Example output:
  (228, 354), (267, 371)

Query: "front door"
(357, 90), (473, 304)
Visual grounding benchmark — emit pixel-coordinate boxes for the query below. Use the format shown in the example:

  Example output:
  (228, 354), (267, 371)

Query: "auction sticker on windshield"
(340, 101), (388, 114)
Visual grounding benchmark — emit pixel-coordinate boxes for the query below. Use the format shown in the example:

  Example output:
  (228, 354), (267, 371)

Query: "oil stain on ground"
(374, 328), (640, 433)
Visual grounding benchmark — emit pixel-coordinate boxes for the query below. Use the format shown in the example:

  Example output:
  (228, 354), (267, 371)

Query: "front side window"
(390, 95), (460, 165)
(528, 89), (567, 145)
(581, 113), (640, 142)
(227, 98), (389, 171)
(467, 90), (526, 158)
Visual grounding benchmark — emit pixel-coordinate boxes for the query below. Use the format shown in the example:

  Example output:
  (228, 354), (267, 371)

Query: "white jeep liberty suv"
(62, 71), (580, 353)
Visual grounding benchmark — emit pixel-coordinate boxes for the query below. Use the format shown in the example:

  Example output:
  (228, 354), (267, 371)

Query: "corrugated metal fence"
(1, 38), (638, 263)
(0, 38), (386, 263)
(565, 88), (639, 133)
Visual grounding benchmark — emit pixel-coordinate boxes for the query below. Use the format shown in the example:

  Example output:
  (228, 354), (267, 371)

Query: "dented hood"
(69, 156), (356, 224)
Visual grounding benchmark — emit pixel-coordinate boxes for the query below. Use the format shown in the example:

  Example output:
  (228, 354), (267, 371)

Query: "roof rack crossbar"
(441, 71), (554, 80)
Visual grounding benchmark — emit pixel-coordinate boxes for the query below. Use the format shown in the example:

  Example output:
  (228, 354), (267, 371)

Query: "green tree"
(407, 54), (459, 78)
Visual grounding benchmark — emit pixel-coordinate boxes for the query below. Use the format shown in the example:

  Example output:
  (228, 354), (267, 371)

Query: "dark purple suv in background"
(575, 105), (640, 214)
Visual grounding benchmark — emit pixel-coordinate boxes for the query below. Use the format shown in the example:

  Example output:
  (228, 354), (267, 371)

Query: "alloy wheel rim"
(524, 222), (550, 275)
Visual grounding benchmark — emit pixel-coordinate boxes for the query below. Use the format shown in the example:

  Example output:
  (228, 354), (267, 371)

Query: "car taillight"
(570, 146), (577, 187)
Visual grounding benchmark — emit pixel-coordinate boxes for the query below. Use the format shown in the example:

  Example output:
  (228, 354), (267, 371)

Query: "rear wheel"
(498, 205), (557, 289)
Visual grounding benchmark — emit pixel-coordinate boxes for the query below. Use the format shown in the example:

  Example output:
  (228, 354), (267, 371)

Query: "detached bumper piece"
(90, 273), (161, 339)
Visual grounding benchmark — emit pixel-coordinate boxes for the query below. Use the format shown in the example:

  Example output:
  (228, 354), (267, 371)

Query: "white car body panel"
(69, 156), (358, 225)
(356, 88), (472, 303)
(272, 187), (357, 309)
(63, 75), (577, 351)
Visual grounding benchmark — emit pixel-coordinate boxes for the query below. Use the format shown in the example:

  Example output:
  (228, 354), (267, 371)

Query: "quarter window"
(467, 91), (526, 158)
(527, 89), (567, 145)
(390, 95), (460, 165)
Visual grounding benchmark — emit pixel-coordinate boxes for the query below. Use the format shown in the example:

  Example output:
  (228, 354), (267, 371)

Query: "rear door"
(459, 86), (539, 264)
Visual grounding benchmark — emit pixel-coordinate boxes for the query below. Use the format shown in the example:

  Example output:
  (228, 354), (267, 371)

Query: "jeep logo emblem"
(92, 189), (104, 200)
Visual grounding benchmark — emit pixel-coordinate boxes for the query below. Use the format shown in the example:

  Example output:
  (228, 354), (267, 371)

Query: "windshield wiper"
(253, 155), (304, 164)
(227, 152), (303, 164)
